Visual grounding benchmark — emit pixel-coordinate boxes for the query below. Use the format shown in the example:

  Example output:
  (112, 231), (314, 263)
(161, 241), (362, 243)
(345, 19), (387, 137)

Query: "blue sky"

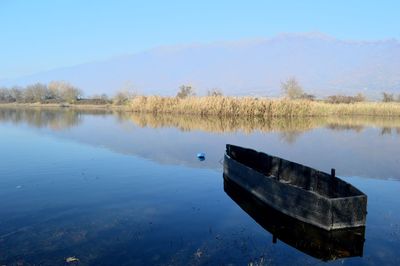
(1, 0), (399, 79)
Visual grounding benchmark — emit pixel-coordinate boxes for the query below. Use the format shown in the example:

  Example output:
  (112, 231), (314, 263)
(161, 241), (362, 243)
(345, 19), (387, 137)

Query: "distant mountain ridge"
(1, 33), (400, 99)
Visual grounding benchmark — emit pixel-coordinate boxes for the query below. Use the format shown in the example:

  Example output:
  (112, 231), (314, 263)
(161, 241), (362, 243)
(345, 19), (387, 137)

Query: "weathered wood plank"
(224, 144), (367, 230)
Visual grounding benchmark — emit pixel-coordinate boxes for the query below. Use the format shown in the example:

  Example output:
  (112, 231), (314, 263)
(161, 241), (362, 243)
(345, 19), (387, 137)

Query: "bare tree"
(382, 92), (395, 102)
(48, 81), (82, 103)
(10, 86), (24, 102)
(300, 93), (316, 101)
(24, 83), (49, 103)
(326, 93), (366, 104)
(207, 88), (223, 97)
(113, 89), (137, 105)
(0, 87), (12, 102)
(0, 81), (83, 104)
(281, 77), (304, 99)
(176, 85), (196, 99)
(355, 93), (366, 102)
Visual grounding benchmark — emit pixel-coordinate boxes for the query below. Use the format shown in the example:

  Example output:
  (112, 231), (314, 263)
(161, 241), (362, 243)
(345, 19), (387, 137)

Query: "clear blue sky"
(1, 0), (399, 79)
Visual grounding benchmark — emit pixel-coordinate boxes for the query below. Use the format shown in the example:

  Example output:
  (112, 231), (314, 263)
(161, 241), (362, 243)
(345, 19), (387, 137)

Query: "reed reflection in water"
(2, 107), (400, 139)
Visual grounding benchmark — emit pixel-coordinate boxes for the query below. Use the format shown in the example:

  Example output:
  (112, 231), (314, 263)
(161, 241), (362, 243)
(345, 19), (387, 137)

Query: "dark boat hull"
(223, 144), (367, 230)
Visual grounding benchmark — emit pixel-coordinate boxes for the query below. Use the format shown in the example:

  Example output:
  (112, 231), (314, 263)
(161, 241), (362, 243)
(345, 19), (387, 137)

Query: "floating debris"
(197, 152), (205, 161)
(66, 256), (79, 263)
(194, 248), (203, 258)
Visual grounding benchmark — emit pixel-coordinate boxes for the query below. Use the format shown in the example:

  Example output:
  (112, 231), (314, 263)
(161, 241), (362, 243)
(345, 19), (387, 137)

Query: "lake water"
(0, 107), (399, 265)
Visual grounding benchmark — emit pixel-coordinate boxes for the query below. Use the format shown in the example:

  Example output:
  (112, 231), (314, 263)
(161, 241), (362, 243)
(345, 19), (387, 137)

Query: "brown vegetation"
(325, 93), (365, 104)
(2, 106), (400, 137)
(2, 82), (400, 118)
(176, 85), (196, 99)
(113, 89), (137, 105)
(382, 92), (395, 102)
(128, 96), (400, 117)
(207, 88), (223, 97)
(115, 112), (400, 141)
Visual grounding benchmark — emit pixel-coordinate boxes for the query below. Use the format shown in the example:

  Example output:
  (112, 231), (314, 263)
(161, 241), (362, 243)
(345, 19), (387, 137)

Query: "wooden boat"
(223, 144), (367, 230)
(224, 179), (365, 261)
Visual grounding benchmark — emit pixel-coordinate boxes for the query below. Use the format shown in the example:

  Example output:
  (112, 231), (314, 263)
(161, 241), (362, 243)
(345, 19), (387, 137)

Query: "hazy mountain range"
(1, 33), (400, 99)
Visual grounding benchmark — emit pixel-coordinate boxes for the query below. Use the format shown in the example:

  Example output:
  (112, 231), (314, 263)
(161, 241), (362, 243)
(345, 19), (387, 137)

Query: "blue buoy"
(197, 152), (206, 161)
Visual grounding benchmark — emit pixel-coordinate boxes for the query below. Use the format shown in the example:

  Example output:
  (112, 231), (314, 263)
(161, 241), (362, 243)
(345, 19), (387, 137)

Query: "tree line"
(1, 79), (399, 105)
(0, 81), (137, 105)
(281, 77), (400, 103)
(0, 81), (82, 104)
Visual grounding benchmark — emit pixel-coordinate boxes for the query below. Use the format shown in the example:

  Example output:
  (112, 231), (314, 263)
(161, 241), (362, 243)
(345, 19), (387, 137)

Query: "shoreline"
(1, 102), (400, 134)
(1, 97), (400, 117)
(0, 102), (129, 111)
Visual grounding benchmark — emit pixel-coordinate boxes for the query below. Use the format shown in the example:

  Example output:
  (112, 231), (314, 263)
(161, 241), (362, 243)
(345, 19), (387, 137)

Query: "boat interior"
(226, 144), (365, 199)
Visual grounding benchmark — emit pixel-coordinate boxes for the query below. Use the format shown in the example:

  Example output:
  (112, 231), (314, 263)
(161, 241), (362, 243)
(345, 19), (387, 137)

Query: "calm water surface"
(0, 108), (399, 265)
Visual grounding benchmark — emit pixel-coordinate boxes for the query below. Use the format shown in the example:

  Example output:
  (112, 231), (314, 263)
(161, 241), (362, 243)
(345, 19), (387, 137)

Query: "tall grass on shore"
(129, 96), (400, 117)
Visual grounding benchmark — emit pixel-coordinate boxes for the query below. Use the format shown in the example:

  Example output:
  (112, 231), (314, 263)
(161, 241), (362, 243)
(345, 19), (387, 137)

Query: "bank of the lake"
(2, 97), (400, 117)
(0, 102), (123, 110)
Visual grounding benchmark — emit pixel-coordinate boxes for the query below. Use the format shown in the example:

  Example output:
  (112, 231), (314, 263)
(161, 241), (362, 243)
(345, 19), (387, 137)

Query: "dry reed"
(128, 96), (400, 117)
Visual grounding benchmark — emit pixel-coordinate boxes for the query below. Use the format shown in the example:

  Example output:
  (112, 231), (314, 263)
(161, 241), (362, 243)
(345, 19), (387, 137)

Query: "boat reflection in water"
(223, 178), (365, 261)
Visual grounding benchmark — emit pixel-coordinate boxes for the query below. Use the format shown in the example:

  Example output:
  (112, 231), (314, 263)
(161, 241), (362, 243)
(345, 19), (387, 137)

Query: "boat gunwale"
(225, 144), (367, 199)
(224, 153), (367, 230)
(225, 153), (367, 200)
